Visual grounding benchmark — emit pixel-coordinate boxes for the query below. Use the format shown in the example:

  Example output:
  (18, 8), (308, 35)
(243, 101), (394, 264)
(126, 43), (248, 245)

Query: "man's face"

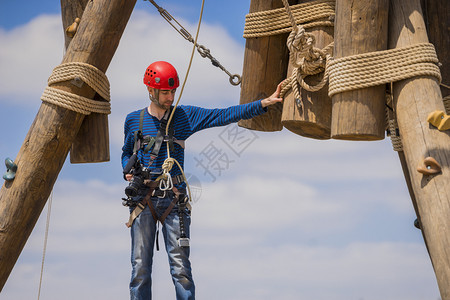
(158, 89), (176, 109)
(149, 87), (176, 110)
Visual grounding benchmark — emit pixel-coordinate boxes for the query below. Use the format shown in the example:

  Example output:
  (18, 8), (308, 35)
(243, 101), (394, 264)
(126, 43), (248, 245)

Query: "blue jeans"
(129, 193), (194, 299)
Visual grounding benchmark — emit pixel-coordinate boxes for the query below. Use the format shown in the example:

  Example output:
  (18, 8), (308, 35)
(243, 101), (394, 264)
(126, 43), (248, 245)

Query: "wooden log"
(331, 0), (389, 140)
(422, 0), (450, 104)
(389, 0), (450, 298)
(61, 0), (110, 164)
(281, 0), (333, 140)
(238, 0), (295, 132)
(61, 0), (89, 49)
(0, 0), (136, 290)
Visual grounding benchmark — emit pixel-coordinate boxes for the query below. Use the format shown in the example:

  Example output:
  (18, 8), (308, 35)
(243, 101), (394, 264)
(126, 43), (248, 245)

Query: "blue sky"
(0, 1), (441, 299)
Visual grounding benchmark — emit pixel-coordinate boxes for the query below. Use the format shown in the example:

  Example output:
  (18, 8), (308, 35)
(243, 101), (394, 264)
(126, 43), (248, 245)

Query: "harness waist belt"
(144, 174), (184, 188)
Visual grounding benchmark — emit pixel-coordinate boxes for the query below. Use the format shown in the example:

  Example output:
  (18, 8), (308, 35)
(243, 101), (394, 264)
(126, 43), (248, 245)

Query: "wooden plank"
(0, 0), (136, 290)
(281, 0), (333, 139)
(238, 0), (295, 132)
(389, 0), (450, 298)
(331, 0), (389, 140)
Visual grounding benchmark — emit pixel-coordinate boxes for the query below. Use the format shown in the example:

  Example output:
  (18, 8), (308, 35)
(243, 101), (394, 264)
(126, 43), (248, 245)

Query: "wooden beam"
(238, 0), (295, 132)
(331, 0), (389, 140)
(0, 0), (136, 290)
(389, 0), (450, 298)
(422, 0), (450, 100)
(281, 0), (333, 139)
(60, 0), (111, 164)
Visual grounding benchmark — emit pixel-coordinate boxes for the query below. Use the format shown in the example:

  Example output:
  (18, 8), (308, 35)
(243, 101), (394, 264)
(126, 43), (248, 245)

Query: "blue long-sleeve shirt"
(121, 100), (267, 183)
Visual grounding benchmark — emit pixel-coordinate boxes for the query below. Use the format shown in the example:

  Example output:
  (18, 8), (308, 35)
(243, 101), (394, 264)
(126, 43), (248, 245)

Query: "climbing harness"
(144, 0), (241, 86)
(124, 107), (190, 249)
(125, 0), (206, 251)
(123, 106), (182, 199)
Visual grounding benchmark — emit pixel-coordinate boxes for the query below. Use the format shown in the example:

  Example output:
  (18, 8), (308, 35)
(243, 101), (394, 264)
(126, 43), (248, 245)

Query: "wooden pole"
(238, 0), (295, 132)
(281, 0), (333, 140)
(389, 0), (450, 298)
(0, 0), (136, 290)
(61, 0), (110, 164)
(331, 0), (389, 140)
(61, 0), (89, 49)
(422, 0), (449, 101)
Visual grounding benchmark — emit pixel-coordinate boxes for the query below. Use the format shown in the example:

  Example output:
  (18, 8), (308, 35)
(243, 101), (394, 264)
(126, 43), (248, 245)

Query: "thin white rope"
(37, 191), (53, 300)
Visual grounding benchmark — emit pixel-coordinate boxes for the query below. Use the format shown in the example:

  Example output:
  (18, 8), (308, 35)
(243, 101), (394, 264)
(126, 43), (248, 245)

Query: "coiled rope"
(243, 0), (335, 38)
(41, 62), (111, 115)
(278, 0), (335, 101)
(327, 42), (441, 97)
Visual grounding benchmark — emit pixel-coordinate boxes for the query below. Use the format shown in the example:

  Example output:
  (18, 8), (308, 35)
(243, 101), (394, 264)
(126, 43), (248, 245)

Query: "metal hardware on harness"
(145, 0), (242, 86)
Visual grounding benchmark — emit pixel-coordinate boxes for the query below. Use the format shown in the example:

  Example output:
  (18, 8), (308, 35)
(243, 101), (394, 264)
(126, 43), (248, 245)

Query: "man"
(121, 61), (282, 300)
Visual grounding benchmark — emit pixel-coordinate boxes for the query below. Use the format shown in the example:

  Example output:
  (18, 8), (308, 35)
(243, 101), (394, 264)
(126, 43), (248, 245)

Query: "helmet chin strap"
(149, 89), (166, 110)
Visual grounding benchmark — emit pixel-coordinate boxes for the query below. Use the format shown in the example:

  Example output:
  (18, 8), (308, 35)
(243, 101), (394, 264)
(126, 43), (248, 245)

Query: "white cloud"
(2, 175), (438, 300)
(192, 175), (350, 233)
(0, 15), (64, 103)
(192, 242), (439, 300)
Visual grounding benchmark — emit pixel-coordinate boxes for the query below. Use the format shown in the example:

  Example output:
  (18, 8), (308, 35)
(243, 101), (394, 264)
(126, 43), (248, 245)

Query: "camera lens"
(125, 185), (139, 197)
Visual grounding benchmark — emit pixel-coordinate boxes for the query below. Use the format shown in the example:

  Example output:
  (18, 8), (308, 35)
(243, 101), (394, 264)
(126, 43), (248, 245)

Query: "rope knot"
(162, 158), (175, 174)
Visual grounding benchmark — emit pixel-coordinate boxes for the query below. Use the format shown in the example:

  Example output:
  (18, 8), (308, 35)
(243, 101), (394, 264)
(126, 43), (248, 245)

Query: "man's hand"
(261, 81), (284, 108)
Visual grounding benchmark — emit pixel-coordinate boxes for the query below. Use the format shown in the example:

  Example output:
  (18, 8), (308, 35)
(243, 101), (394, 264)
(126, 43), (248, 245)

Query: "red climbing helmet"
(143, 61), (179, 90)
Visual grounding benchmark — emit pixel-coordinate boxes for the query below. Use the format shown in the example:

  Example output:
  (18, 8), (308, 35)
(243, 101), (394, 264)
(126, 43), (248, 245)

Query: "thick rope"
(384, 88), (403, 152)
(279, 0), (335, 100)
(158, 0), (206, 205)
(41, 87), (110, 115)
(41, 62), (111, 115)
(443, 95), (450, 115)
(441, 83), (450, 114)
(327, 43), (441, 97)
(243, 0), (335, 38)
(388, 118), (403, 152)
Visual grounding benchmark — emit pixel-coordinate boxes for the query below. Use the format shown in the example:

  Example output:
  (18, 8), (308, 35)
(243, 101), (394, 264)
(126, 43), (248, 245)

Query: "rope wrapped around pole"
(41, 62), (111, 115)
(327, 43), (441, 97)
(243, 0), (335, 38)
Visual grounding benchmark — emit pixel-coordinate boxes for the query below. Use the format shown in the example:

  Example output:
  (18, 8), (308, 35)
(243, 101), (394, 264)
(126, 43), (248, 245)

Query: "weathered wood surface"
(422, 0), (449, 102)
(0, 0), (136, 290)
(281, 0), (333, 140)
(238, 0), (295, 132)
(331, 0), (388, 140)
(61, 0), (110, 164)
(389, 0), (450, 298)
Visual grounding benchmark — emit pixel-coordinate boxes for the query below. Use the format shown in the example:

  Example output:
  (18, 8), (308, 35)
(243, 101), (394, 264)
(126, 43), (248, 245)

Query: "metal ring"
(229, 74), (241, 86)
